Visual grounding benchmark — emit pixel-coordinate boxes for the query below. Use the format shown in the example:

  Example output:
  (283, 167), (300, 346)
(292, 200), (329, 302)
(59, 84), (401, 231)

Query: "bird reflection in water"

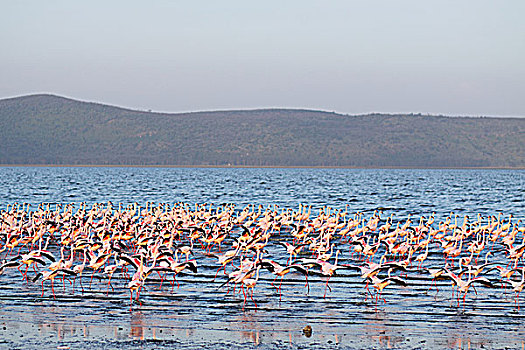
(446, 336), (471, 349)
(370, 334), (405, 349)
(35, 321), (89, 344)
(185, 328), (195, 338)
(364, 313), (405, 349)
(235, 313), (261, 345)
(130, 312), (145, 340)
(239, 329), (260, 345)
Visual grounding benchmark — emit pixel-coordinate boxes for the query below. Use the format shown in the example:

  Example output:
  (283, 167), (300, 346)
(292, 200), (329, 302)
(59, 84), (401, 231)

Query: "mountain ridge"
(5, 93), (520, 119)
(0, 94), (523, 168)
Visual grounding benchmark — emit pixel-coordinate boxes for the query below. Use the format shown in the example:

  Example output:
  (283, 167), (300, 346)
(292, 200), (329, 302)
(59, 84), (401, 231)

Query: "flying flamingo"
(33, 268), (77, 299)
(301, 250), (344, 298)
(443, 267), (494, 306)
(499, 267), (525, 309)
(259, 259), (309, 300)
(365, 274), (408, 304)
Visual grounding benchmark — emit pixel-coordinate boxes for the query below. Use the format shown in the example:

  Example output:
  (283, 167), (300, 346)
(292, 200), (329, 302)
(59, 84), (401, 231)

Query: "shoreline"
(0, 164), (524, 170)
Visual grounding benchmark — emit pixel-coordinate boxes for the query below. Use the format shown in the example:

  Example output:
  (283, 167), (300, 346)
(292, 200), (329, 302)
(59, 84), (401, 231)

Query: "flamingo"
(499, 267), (525, 309)
(443, 267), (495, 306)
(365, 274), (408, 304)
(33, 268), (77, 299)
(72, 250), (88, 292)
(277, 241), (308, 264)
(301, 250), (344, 298)
(0, 259), (19, 275)
(259, 259), (309, 299)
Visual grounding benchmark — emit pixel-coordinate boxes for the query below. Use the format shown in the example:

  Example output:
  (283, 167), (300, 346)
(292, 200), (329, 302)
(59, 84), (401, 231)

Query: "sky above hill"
(1, 1), (524, 116)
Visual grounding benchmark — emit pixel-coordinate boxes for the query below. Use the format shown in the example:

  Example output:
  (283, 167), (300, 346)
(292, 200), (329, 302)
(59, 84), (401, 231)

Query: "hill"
(0, 94), (523, 167)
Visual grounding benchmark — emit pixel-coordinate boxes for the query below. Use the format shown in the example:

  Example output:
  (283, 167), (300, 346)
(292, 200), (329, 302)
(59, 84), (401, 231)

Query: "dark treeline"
(0, 94), (523, 167)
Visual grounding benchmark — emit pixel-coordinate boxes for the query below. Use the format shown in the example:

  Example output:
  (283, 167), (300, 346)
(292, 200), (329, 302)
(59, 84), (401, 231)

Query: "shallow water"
(0, 167), (524, 349)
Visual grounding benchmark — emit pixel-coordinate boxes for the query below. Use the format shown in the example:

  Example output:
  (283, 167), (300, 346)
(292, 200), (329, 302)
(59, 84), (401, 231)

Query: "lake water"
(0, 167), (524, 349)
(1, 167), (523, 218)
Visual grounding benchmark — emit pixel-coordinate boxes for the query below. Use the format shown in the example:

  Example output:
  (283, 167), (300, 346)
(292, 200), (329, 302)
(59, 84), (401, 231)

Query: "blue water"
(1, 167), (523, 221)
(0, 166), (524, 350)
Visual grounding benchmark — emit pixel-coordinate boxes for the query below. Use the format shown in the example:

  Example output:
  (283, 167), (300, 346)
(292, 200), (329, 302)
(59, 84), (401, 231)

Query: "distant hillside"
(0, 94), (523, 167)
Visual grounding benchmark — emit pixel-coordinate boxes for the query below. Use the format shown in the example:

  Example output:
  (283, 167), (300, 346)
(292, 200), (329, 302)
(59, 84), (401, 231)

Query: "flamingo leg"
(107, 275), (114, 295)
(156, 271), (163, 288)
(18, 265), (26, 281)
(426, 279), (436, 293)
(241, 285), (247, 311)
(323, 276), (332, 298)
(169, 276), (175, 292)
(365, 286), (374, 302)
(250, 288), (257, 308)
(214, 266), (223, 281)
(305, 274), (310, 295)
(278, 277), (283, 302)
(25, 265), (32, 281)
(90, 271), (95, 289)
(136, 285), (143, 306)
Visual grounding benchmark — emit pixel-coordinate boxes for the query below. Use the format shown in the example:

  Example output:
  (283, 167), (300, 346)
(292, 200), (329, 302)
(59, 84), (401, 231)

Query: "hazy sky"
(1, 1), (524, 116)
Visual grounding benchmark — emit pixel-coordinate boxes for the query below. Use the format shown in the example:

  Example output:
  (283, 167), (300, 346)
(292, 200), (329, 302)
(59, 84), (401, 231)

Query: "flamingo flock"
(0, 202), (524, 310)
